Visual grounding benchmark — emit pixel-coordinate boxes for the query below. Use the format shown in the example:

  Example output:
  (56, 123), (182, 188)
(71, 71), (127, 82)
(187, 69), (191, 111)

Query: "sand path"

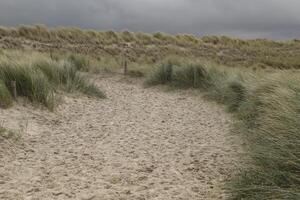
(0, 74), (241, 200)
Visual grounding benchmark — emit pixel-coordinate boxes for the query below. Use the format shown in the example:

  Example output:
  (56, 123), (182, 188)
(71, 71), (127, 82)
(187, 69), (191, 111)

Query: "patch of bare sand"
(0, 74), (242, 200)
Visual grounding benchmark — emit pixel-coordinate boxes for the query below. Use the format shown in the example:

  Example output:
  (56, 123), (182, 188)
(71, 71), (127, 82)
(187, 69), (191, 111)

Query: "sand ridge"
(0, 74), (241, 200)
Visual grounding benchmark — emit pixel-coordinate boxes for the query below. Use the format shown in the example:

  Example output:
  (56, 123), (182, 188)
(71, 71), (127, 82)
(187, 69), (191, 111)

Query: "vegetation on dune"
(0, 125), (21, 141)
(232, 75), (300, 199)
(1, 25), (300, 69)
(0, 51), (105, 110)
(0, 61), (55, 109)
(68, 54), (90, 71)
(0, 79), (13, 108)
(145, 61), (173, 85)
(146, 59), (227, 90)
(33, 58), (105, 98)
(146, 60), (300, 199)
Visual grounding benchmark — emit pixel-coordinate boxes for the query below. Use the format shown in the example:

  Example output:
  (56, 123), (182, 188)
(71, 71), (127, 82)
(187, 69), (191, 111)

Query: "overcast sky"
(0, 0), (300, 39)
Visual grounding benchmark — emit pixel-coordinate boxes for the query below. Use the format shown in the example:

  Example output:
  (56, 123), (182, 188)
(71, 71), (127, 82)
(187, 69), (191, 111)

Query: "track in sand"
(0, 74), (241, 200)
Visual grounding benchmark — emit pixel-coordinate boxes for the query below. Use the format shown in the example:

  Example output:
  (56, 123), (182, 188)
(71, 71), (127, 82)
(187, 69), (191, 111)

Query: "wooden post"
(123, 55), (128, 75)
(50, 50), (53, 60)
(193, 67), (197, 88)
(11, 81), (17, 99)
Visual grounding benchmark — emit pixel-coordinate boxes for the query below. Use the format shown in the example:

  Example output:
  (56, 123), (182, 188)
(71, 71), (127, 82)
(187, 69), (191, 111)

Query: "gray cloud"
(0, 0), (300, 39)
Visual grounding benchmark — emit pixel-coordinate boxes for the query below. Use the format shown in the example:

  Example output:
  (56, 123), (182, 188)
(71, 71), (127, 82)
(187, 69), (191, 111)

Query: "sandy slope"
(0, 74), (241, 200)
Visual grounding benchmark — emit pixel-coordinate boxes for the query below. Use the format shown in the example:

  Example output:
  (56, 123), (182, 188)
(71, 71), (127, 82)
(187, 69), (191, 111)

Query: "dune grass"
(0, 61), (55, 109)
(0, 51), (105, 110)
(146, 60), (300, 199)
(33, 58), (105, 98)
(1, 25), (300, 70)
(0, 126), (21, 141)
(68, 54), (90, 71)
(0, 80), (13, 108)
(231, 74), (300, 199)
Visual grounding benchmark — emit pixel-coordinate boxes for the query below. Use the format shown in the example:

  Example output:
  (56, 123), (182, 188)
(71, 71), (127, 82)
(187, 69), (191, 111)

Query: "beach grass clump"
(145, 61), (173, 85)
(135, 32), (156, 45)
(146, 60), (227, 91)
(33, 58), (105, 98)
(231, 73), (300, 199)
(207, 75), (248, 113)
(68, 54), (90, 71)
(172, 64), (223, 89)
(0, 126), (21, 141)
(120, 30), (137, 43)
(0, 61), (55, 109)
(0, 79), (13, 108)
(0, 51), (105, 110)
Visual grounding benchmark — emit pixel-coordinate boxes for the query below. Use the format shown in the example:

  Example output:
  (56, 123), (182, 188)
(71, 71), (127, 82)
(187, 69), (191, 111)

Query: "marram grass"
(0, 61), (55, 110)
(1, 25), (300, 69)
(146, 60), (300, 199)
(0, 79), (13, 108)
(33, 58), (105, 98)
(0, 52), (105, 110)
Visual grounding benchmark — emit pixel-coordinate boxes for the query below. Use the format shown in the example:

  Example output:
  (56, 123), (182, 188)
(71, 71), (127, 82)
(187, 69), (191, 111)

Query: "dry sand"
(0, 74), (241, 200)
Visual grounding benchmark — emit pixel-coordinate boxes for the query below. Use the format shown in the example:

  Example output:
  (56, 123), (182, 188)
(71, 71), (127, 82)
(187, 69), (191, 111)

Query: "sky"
(0, 0), (300, 39)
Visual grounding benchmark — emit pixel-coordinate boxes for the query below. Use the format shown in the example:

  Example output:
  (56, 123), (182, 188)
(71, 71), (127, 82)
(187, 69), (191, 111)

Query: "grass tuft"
(0, 51), (105, 110)
(68, 54), (90, 71)
(0, 80), (13, 108)
(0, 126), (21, 141)
(145, 61), (173, 85)
(0, 62), (55, 110)
(33, 59), (106, 98)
